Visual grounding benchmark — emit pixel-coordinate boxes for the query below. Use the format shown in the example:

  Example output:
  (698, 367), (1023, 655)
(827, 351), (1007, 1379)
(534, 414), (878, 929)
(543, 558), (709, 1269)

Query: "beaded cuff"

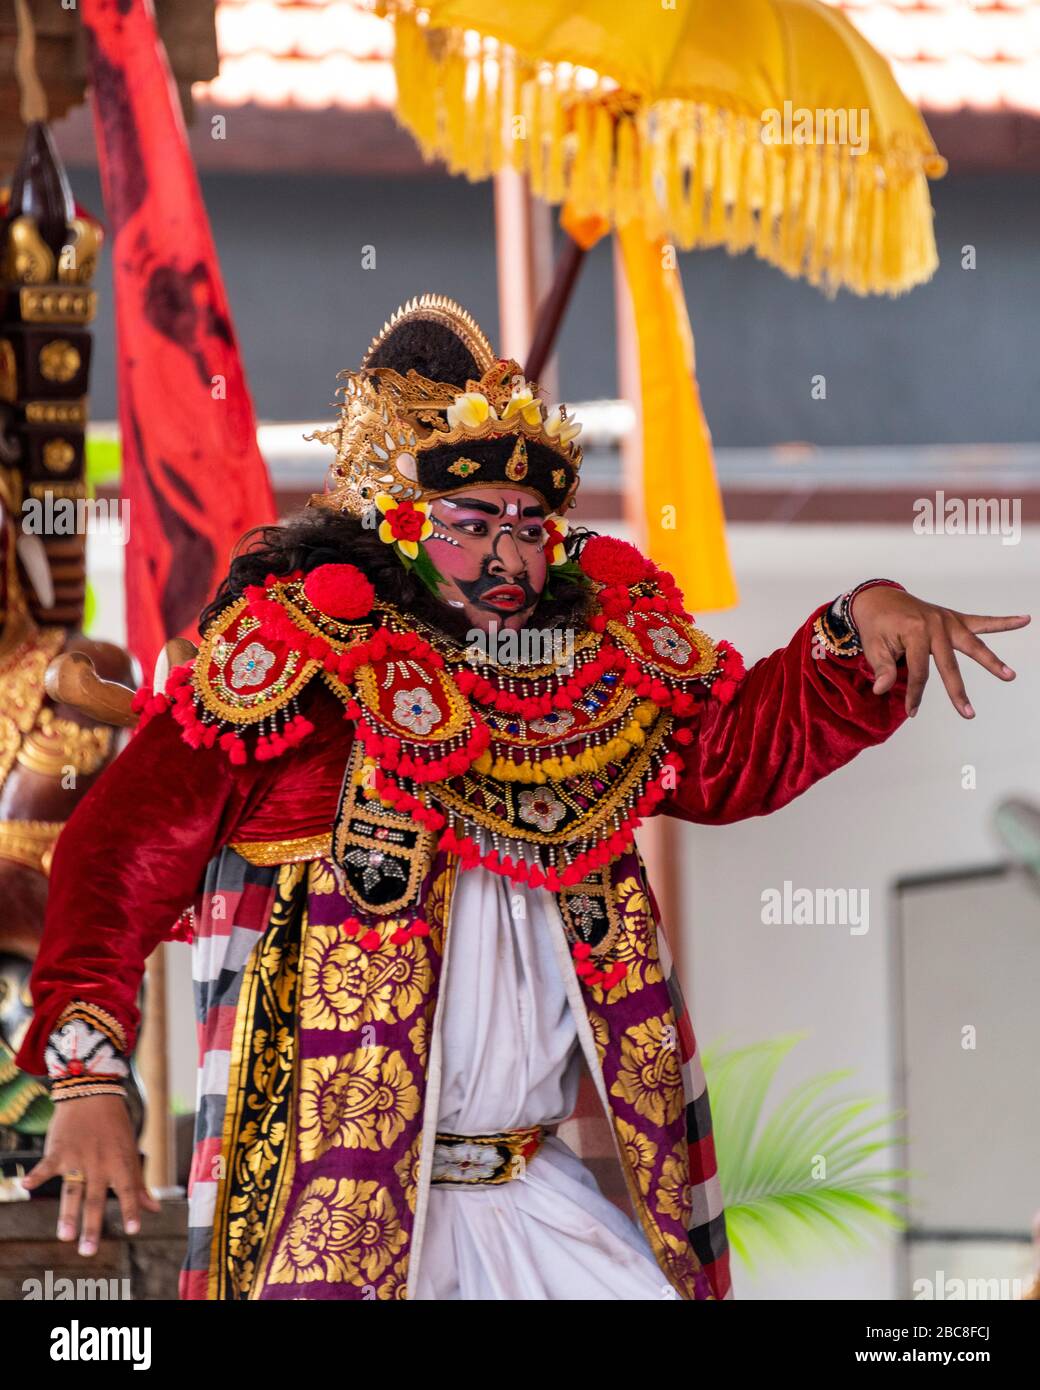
(814, 603), (861, 659)
(814, 578), (905, 659)
(44, 1002), (130, 1102)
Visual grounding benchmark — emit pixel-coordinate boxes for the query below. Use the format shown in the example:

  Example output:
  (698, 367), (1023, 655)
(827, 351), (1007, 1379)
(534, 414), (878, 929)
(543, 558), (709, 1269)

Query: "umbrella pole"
(524, 235), (587, 384)
(494, 171), (556, 391)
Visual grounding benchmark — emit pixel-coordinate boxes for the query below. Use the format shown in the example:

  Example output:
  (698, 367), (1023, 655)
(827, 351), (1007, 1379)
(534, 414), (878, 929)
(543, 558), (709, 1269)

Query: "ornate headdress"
(307, 295), (582, 521)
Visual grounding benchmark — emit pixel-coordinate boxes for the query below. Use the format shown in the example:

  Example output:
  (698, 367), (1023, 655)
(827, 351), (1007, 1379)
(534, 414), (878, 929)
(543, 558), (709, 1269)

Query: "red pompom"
(303, 563), (375, 620)
(579, 536), (649, 586)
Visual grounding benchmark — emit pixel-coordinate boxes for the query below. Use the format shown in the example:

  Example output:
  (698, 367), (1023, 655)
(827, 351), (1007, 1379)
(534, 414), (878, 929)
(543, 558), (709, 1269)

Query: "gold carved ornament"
(37, 339), (81, 384)
(58, 219), (103, 286)
(0, 634), (107, 876)
(0, 629), (66, 794)
(1, 217), (54, 284)
(41, 438), (76, 474)
(29, 480), (84, 501)
(19, 288), (97, 325)
(0, 818), (63, 875)
(3, 212), (101, 295)
(16, 707), (112, 778)
(25, 400), (86, 426)
(0, 340), (16, 404)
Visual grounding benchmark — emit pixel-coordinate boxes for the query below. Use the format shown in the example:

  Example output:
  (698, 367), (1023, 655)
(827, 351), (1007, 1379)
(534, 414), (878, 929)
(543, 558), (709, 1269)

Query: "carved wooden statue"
(0, 121), (135, 1178)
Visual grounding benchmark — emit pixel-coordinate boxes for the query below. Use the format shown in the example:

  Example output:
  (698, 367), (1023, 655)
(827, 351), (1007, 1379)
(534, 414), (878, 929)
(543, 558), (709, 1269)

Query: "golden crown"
(307, 295), (583, 519)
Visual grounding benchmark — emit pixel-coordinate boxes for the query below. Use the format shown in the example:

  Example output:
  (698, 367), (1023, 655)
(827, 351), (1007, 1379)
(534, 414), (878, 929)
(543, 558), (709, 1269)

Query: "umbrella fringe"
(390, 10), (942, 298)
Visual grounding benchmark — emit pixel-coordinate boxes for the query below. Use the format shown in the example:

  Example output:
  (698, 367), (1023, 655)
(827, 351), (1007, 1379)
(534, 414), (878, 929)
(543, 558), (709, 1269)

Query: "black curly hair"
(199, 508), (597, 643)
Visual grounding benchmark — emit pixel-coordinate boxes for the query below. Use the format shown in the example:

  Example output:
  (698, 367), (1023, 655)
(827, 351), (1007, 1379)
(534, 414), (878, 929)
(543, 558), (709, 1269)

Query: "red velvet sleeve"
(664, 605), (909, 826)
(15, 705), (271, 1076)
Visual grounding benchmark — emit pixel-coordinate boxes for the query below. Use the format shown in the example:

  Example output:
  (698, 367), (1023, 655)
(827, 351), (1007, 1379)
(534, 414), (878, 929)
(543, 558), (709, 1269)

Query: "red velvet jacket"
(17, 603), (907, 1077)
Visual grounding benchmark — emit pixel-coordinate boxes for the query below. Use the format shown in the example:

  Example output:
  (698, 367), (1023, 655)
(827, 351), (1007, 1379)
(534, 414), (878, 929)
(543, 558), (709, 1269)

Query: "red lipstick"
(481, 584), (527, 612)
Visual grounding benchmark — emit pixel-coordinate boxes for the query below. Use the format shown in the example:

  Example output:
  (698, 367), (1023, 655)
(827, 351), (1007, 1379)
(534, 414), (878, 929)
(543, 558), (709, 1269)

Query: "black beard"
(454, 560), (539, 614)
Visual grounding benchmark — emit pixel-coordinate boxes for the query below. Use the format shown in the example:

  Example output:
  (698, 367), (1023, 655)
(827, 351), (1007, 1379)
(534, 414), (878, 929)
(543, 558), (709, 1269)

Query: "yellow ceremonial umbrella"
(378, 0), (947, 606)
(384, 0), (945, 295)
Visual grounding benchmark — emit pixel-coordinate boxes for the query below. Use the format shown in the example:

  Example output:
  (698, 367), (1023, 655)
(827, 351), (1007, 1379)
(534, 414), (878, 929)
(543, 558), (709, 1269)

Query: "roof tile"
(194, 1), (1040, 115)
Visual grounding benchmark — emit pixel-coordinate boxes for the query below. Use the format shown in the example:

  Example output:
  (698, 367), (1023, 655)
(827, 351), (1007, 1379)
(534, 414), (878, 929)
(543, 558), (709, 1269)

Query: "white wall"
(679, 524), (1039, 1300)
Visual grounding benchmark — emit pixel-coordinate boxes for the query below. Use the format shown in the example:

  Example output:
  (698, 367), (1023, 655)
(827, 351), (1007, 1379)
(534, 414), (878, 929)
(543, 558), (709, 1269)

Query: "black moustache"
(456, 565), (537, 608)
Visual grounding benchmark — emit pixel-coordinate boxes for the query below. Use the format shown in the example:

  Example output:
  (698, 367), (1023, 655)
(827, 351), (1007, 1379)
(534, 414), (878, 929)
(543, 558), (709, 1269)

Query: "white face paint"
(424, 486), (549, 635)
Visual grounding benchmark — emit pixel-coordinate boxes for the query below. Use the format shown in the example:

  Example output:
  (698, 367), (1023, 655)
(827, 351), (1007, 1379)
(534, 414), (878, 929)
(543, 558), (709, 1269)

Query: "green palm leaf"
(702, 1033), (911, 1271)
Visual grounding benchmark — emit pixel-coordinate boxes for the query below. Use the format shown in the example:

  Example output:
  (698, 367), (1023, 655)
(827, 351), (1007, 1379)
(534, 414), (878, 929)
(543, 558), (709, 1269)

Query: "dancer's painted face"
(425, 487), (549, 632)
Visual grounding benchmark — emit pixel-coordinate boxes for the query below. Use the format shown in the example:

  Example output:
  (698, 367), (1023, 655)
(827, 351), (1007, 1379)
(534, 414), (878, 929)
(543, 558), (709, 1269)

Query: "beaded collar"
(138, 539), (745, 893)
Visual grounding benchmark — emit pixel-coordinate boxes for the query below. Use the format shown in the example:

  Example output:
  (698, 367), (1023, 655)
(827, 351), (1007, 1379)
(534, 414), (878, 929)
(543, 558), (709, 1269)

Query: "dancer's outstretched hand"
(851, 586), (1030, 719)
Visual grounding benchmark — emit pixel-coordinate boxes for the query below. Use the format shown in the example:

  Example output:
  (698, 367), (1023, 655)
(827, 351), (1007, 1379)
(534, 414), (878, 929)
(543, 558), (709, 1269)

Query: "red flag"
(82, 0), (275, 671)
